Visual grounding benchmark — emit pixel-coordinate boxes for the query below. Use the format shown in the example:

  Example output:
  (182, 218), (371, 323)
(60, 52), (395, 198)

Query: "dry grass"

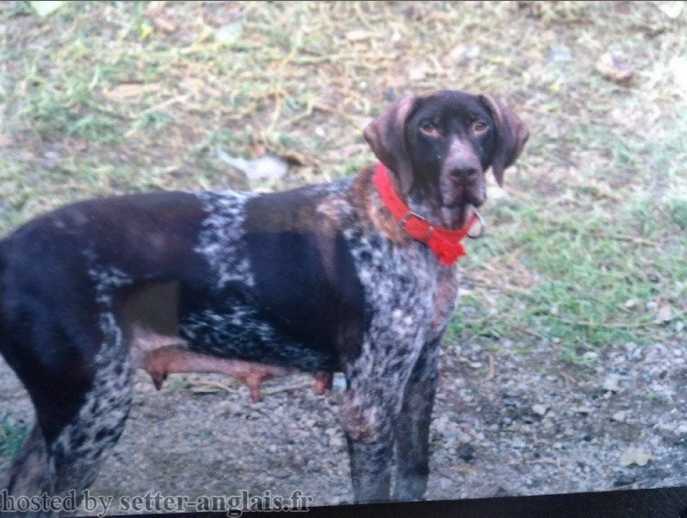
(0, 0), (685, 366)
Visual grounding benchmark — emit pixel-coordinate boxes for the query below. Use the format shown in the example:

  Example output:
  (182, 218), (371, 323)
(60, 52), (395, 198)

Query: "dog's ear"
(363, 96), (418, 194)
(479, 95), (529, 187)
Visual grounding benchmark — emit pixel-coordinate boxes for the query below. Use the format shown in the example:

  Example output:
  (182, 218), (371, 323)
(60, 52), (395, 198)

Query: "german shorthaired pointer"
(0, 89), (528, 512)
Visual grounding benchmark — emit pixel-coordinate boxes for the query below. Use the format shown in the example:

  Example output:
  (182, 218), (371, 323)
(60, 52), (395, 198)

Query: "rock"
(332, 373), (347, 392)
(438, 477), (453, 491)
(345, 30), (370, 42)
(216, 400), (243, 416)
(655, 304), (674, 324)
(409, 64), (429, 82)
(612, 411), (628, 423)
(383, 88), (397, 102)
(602, 374), (623, 393)
(620, 446), (654, 467)
(656, 1), (684, 19)
(215, 21), (243, 46)
(582, 351), (599, 362)
(532, 404), (549, 417)
(435, 415), (453, 435)
(329, 435), (345, 450)
(491, 486), (511, 497)
(613, 473), (637, 487)
(547, 45), (572, 64)
(289, 453), (307, 468)
(29, 1), (64, 17)
(457, 443), (476, 463)
(449, 44), (481, 64)
(216, 151), (289, 188)
(595, 52), (634, 84)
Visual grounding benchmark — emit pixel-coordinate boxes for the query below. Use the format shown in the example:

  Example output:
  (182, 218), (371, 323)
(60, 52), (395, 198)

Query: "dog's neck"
(406, 188), (444, 226)
(350, 166), (474, 266)
(350, 167), (408, 244)
(351, 167), (451, 239)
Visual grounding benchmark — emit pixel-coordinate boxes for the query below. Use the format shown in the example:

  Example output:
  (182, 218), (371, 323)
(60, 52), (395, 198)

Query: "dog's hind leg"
(51, 319), (133, 503)
(4, 311), (133, 515)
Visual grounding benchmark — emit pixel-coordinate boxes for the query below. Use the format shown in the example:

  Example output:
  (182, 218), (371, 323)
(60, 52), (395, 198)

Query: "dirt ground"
(2, 327), (686, 514)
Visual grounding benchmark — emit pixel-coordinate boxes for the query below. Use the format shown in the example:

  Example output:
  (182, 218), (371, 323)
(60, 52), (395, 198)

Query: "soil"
(1, 331), (686, 514)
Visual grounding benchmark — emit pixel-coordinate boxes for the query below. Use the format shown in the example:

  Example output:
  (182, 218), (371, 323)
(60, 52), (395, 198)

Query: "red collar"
(373, 163), (477, 267)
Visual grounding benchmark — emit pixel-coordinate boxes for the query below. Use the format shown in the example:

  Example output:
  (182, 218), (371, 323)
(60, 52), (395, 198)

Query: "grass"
(0, 1), (685, 367)
(0, 415), (28, 461)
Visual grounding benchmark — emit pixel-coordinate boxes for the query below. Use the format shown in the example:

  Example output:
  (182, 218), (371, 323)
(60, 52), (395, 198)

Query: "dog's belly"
(177, 301), (339, 372)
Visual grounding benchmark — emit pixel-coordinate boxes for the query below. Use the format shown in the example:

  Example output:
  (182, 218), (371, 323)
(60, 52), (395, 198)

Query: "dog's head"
(364, 90), (529, 228)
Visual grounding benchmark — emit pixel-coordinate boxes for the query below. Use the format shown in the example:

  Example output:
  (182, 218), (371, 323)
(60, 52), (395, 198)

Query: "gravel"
(1, 335), (685, 514)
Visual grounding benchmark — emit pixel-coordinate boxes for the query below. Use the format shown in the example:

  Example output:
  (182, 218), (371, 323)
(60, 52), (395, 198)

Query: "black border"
(106, 486), (687, 518)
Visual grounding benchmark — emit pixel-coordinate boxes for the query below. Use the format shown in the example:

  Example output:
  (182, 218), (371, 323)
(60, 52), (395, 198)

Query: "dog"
(0, 89), (528, 512)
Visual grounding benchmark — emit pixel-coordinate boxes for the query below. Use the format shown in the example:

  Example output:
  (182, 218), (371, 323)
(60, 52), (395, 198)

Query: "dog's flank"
(0, 89), (527, 512)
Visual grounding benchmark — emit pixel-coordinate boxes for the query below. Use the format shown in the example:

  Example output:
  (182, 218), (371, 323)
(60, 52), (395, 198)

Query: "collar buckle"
(467, 210), (485, 239)
(400, 210), (434, 240)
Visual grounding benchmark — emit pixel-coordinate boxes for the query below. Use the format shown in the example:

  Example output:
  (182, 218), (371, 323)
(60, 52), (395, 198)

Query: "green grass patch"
(456, 193), (686, 364)
(0, 415), (28, 461)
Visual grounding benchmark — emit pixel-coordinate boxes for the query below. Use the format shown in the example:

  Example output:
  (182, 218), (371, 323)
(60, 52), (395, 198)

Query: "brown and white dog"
(0, 89), (527, 513)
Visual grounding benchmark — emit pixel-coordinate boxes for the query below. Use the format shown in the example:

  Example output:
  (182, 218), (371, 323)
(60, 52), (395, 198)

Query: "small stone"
(290, 453), (307, 468)
(582, 351), (599, 362)
(332, 373), (347, 392)
(603, 374), (623, 393)
(215, 21), (243, 46)
(655, 304), (674, 324)
(456, 443), (476, 463)
(383, 88), (397, 102)
(613, 473), (637, 487)
(435, 415), (453, 435)
(595, 52), (634, 84)
(532, 404), (549, 416)
(345, 30), (370, 42)
(216, 151), (289, 188)
(216, 400), (242, 415)
(548, 45), (572, 63)
(612, 411), (628, 422)
(439, 477), (453, 491)
(656, 1), (684, 19)
(491, 486), (510, 497)
(329, 435), (345, 450)
(409, 64), (429, 82)
(620, 446), (653, 467)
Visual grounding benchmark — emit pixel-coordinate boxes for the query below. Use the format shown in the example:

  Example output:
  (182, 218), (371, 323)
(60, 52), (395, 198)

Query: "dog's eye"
(419, 121), (441, 138)
(472, 120), (489, 134)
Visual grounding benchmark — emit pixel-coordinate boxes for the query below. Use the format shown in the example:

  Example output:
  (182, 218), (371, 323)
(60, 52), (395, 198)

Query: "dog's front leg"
(340, 336), (419, 504)
(392, 337), (440, 501)
(340, 387), (395, 503)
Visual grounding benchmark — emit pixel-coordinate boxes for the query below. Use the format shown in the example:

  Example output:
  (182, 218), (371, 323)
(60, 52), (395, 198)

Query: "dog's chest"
(345, 222), (459, 343)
